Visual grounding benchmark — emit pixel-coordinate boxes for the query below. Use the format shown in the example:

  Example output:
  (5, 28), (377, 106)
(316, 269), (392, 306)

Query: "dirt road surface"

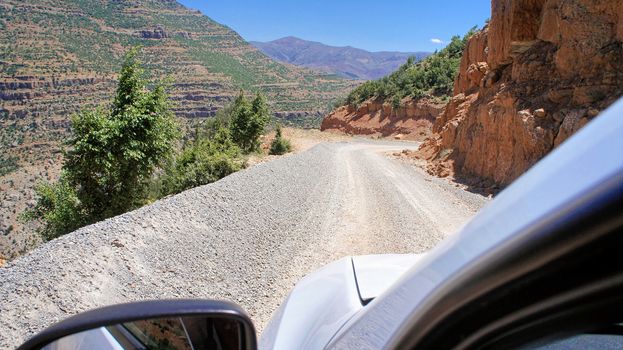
(0, 140), (487, 348)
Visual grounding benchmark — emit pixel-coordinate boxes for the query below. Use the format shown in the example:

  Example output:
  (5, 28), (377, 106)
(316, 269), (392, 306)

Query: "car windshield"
(2, 1), (623, 350)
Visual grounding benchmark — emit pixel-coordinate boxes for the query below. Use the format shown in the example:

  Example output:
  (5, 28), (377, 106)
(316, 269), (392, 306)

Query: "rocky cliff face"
(419, 0), (623, 186)
(321, 98), (445, 140)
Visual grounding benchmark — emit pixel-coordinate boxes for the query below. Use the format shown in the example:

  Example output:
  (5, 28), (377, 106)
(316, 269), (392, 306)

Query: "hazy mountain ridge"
(252, 36), (430, 80)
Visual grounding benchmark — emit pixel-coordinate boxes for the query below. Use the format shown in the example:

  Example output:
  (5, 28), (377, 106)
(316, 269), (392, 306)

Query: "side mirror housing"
(17, 299), (257, 350)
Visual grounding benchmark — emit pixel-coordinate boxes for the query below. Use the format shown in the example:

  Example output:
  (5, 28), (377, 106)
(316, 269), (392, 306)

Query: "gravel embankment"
(0, 140), (488, 348)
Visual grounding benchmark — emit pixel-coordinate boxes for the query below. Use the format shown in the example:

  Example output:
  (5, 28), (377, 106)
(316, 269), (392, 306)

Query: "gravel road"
(0, 140), (488, 348)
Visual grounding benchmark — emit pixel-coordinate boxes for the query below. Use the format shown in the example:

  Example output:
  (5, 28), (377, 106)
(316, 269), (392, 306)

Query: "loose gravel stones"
(0, 141), (487, 348)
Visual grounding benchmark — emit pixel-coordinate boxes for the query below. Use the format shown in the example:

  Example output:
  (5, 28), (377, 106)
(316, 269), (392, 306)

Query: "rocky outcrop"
(321, 98), (445, 140)
(419, 0), (623, 186)
(0, 76), (103, 91)
(137, 27), (194, 40)
(138, 27), (169, 39)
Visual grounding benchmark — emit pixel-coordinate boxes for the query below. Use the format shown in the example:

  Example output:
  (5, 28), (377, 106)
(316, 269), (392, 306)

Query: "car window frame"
(395, 172), (623, 349)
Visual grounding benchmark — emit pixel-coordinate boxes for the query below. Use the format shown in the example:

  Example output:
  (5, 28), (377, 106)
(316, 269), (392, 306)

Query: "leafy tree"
(199, 100), (235, 140)
(269, 124), (292, 155)
(229, 91), (270, 153)
(25, 48), (179, 239)
(161, 126), (244, 195)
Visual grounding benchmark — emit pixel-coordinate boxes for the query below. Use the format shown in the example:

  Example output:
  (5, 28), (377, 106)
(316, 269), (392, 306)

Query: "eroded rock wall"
(321, 98), (445, 140)
(420, 0), (623, 185)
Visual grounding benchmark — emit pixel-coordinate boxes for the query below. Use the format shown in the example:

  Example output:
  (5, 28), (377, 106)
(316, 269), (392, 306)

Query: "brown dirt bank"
(320, 98), (446, 141)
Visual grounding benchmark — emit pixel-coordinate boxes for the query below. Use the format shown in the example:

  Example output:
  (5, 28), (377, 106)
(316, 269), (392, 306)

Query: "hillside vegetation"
(0, 0), (355, 180)
(344, 28), (477, 108)
(25, 49), (281, 240)
(0, 0), (353, 115)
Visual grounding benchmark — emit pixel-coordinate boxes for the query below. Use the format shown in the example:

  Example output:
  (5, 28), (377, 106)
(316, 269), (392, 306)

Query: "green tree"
(200, 100), (234, 140)
(64, 47), (179, 220)
(269, 124), (292, 155)
(230, 91), (270, 153)
(26, 48), (179, 239)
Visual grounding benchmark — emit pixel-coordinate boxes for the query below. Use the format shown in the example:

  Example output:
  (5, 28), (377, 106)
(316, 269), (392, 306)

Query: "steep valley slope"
(0, 0), (355, 126)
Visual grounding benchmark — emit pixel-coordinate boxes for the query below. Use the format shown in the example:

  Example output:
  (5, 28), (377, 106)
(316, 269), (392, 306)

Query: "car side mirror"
(17, 299), (257, 350)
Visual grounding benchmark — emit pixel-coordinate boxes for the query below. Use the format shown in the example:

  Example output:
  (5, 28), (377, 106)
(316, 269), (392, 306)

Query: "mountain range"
(251, 37), (430, 80)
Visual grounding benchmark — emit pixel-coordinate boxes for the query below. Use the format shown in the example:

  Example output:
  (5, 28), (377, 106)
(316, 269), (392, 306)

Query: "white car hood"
(260, 254), (425, 350)
(260, 257), (362, 350)
(352, 254), (426, 303)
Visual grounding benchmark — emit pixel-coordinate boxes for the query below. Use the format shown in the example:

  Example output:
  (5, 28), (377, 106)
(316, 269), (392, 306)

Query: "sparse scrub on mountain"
(269, 124), (292, 155)
(0, 156), (19, 177)
(345, 27), (478, 107)
(24, 48), (179, 239)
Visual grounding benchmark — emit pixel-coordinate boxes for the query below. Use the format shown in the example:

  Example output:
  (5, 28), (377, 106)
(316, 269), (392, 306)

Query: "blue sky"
(177, 1), (490, 53)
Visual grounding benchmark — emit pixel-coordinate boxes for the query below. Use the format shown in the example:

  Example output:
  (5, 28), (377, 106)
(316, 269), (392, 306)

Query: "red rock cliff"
(420, 0), (623, 185)
(321, 98), (445, 141)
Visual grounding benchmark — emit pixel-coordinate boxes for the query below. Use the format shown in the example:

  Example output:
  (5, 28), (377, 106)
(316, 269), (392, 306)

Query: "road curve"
(0, 140), (487, 348)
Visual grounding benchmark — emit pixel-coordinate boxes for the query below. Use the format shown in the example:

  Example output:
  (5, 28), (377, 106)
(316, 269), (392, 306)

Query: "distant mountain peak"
(252, 37), (430, 80)
(276, 36), (305, 42)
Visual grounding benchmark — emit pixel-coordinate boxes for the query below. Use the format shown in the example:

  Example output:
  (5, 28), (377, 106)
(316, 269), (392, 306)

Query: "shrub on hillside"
(0, 155), (18, 177)
(160, 126), (245, 195)
(269, 124), (292, 155)
(22, 174), (84, 241)
(200, 102), (235, 139)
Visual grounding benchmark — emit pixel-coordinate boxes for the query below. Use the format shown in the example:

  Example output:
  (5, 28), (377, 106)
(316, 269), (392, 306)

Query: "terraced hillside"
(0, 0), (354, 125)
(0, 0), (356, 260)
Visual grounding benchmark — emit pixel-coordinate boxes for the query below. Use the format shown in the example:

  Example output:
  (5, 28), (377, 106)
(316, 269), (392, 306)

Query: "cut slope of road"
(0, 140), (487, 348)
